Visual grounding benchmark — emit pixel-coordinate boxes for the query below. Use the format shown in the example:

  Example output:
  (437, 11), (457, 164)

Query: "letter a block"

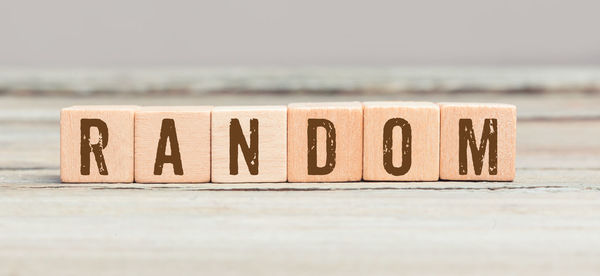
(439, 103), (516, 181)
(134, 106), (211, 183)
(60, 106), (138, 182)
(288, 102), (363, 182)
(363, 102), (440, 181)
(211, 106), (287, 183)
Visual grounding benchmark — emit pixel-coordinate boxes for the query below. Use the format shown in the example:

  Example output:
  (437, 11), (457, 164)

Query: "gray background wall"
(1, 0), (599, 67)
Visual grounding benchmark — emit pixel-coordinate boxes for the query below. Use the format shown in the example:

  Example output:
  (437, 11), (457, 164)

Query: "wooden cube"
(135, 106), (211, 183)
(211, 106), (287, 183)
(60, 106), (138, 182)
(363, 102), (439, 181)
(439, 103), (516, 181)
(288, 102), (363, 182)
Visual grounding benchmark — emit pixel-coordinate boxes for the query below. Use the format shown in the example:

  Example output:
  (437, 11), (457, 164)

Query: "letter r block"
(134, 106), (211, 183)
(363, 102), (440, 181)
(60, 106), (138, 182)
(439, 103), (516, 181)
(211, 106), (287, 183)
(288, 102), (363, 182)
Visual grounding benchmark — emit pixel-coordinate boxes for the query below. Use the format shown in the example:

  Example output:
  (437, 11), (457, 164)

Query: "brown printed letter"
(307, 119), (336, 175)
(459, 118), (498, 175)
(229, 118), (259, 175)
(383, 118), (412, 176)
(154, 119), (184, 175)
(80, 118), (109, 175)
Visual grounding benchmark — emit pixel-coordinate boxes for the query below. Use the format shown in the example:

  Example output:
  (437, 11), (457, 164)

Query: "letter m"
(459, 118), (498, 175)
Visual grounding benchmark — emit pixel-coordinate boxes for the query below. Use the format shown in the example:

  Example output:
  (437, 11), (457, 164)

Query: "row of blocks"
(60, 102), (516, 183)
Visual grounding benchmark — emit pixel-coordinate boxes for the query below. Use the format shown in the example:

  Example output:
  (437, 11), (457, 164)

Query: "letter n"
(229, 118), (259, 175)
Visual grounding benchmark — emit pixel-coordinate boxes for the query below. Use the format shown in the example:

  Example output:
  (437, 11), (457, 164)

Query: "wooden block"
(134, 106), (211, 183)
(211, 106), (287, 183)
(60, 106), (138, 182)
(363, 102), (440, 181)
(439, 103), (516, 181)
(287, 102), (363, 182)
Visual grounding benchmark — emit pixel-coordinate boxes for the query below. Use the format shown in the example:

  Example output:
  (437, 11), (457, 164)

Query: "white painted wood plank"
(0, 93), (599, 275)
(0, 182), (599, 275)
(1, 67), (599, 95)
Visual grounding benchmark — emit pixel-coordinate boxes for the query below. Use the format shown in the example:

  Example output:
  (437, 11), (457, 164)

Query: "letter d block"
(363, 102), (440, 181)
(211, 106), (287, 183)
(440, 103), (516, 181)
(60, 106), (138, 182)
(135, 107), (211, 183)
(288, 102), (363, 182)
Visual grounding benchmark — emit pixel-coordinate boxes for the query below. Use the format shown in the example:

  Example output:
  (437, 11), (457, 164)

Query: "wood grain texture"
(1, 171), (600, 276)
(3, 92), (600, 276)
(134, 106), (211, 183)
(211, 106), (287, 183)
(363, 102), (439, 181)
(439, 103), (516, 181)
(60, 106), (138, 182)
(287, 102), (363, 182)
(2, 67), (599, 96)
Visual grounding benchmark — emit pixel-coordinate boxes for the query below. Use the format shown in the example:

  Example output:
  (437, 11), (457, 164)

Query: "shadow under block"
(211, 106), (287, 183)
(363, 102), (440, 181)
(134, 106), (211, 183)
(439, 103), (516, 181)
(287, 102), (363, 182)
(60, 106), (138, 182)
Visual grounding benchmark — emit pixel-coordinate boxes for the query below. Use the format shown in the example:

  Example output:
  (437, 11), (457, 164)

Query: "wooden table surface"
(1, 91), (599, 275)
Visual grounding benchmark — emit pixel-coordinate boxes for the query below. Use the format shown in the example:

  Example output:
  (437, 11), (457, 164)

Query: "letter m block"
(439, 103), (516, 181)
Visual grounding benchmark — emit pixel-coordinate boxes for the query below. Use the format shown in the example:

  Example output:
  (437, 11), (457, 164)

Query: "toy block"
(60, 106), (138, 182)
(287, 102), (363, 182)
(439, 103), (516, 181)
(363, 102), (440, 181)
(211, 106), (287, 183)
(134, 106), (211, 183)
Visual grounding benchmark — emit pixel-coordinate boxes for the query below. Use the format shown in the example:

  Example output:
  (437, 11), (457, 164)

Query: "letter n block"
(439, 103), (516, 181)
(288, 102), (363, 182)
(134, 106), (211, 183)
(363, 102), (439, 181)
(60, 106), (138, 182)
(211, 106), (287, 183)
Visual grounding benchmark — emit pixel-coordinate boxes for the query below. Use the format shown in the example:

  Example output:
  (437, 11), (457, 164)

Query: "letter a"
(154, 119), (184, 175)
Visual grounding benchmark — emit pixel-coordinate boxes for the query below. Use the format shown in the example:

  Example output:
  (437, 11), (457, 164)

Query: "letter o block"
(440, 103), (516, 181)
(134, 106), (212, 183)
(211, 106), (287, 183)
(363, 102), (440, 181)
(60, 106), (138, 183)
(288, 102), (363, 182)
